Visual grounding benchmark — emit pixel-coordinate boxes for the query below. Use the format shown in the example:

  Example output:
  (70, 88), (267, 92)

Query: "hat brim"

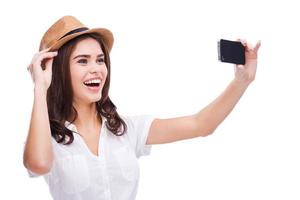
(47, 28), (114, 52)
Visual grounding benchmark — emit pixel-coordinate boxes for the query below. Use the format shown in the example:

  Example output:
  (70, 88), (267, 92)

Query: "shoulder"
(120, 114), (155, 127)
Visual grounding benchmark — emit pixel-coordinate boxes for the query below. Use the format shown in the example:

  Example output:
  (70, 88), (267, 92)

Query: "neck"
(72, 102), (101, 130)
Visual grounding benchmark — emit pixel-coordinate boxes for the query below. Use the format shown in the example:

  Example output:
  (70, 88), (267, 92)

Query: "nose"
(89, 61), (102, 74)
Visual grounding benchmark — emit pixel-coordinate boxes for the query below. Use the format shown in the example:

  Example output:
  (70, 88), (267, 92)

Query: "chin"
(89, 94), (102, 103)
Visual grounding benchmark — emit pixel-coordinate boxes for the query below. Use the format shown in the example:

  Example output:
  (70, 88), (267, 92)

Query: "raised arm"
(23, 48), (57, 174)
(146, 40), (261, 145)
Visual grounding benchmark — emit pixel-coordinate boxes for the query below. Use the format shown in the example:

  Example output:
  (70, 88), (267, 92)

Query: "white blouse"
(27, 114), (155, 200)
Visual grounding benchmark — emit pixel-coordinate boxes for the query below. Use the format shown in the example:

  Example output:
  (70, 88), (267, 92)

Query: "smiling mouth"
(84, 82), (100, 87)
(83, 79), (102, 88)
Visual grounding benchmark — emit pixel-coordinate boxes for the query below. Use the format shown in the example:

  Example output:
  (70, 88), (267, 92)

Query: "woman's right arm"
(23, 48), (57, 175)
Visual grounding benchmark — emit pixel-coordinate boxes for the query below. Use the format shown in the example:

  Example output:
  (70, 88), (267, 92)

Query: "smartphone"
(218, 39), (245, 65)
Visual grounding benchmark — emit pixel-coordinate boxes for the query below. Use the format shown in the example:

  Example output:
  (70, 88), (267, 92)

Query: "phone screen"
(218, 39), (245, 65)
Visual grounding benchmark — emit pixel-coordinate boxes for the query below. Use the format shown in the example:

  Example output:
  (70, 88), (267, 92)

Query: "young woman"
(23, 16), (261, 200)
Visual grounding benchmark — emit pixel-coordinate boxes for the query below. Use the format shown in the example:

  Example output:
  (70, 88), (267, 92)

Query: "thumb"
(44, 57), (54, 75)
(254, 40), (261, 52)
(44, 51), (57, 73)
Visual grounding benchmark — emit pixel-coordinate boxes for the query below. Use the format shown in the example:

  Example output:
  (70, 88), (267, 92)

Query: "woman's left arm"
(147, 40), (261, 145)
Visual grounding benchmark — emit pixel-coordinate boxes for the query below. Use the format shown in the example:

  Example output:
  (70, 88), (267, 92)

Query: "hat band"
(60, 27), (89, 39)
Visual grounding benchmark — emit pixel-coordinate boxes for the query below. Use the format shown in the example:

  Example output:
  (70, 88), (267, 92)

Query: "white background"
(0, 0), (299, 199)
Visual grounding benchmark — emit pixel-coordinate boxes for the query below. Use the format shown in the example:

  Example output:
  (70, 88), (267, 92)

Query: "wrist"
(232, 78), (251, 90)
(34, 84), (48, 96)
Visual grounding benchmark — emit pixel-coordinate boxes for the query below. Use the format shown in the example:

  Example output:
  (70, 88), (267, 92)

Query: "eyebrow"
(73, 54), (104, 60)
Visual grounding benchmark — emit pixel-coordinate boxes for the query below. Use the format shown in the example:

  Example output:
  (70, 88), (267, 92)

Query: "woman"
(23, 16), (260, 200)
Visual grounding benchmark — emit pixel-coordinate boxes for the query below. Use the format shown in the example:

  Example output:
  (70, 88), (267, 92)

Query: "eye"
(97, 58), (105, 64)
(77, 59), (87, 64)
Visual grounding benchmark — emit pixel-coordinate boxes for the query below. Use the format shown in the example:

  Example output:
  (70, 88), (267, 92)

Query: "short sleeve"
(122, 114), (156, 158)
(27, 168), (41, 177)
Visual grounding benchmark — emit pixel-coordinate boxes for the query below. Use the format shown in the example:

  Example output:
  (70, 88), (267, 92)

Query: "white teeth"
(84, 79), (101, 85)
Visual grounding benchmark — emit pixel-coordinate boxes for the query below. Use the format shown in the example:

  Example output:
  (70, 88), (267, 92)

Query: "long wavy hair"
(47, 33), (127, 145)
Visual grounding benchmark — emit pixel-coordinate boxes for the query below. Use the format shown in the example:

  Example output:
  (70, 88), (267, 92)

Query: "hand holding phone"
(218, 39), (245, 65)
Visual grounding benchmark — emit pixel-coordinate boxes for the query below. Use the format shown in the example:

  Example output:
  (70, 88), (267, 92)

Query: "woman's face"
(69, 37), (108, 106)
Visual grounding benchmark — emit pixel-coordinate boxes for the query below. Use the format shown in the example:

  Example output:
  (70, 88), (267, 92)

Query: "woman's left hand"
(234, 40), (261, 86)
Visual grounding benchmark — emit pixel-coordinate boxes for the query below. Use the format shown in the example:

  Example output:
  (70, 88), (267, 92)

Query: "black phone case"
(218, 39), (245, 65)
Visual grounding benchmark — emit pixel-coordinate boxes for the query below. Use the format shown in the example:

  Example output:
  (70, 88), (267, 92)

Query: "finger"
(254, 40), (261, 52)
(44, 57), (54, 74)
(39, 47), (51, 54)
(27, 64), (33, 76)
(30, 48), (53, 63)
(237, 38), (247, 47)
(27, 63), (33, 71)
(32, 52), (57, 68)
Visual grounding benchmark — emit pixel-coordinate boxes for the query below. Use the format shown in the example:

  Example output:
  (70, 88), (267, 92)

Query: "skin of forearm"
(194, 78), (250, 136)
(23, 86), (53, 173)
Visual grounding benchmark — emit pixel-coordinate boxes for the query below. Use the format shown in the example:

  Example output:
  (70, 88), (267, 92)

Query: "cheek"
(103, 66), (108, 81)
(70, 66), (84, 91)
(71, 77), (81, 92)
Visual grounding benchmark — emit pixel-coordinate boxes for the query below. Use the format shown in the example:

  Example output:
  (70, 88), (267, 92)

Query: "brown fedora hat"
(39, 15), (114, 52)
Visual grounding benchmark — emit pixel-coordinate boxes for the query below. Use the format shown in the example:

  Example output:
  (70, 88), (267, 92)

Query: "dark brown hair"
(47, 33), (127, 144)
